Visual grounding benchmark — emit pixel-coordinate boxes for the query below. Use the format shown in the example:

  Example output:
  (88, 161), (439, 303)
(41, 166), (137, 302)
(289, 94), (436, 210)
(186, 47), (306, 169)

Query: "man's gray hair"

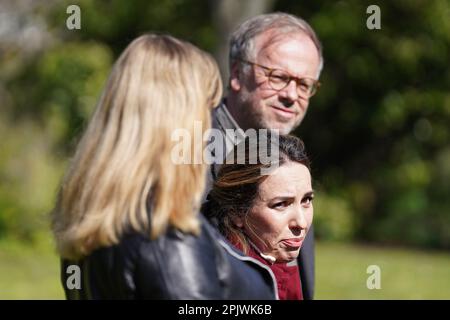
(229, 12), (324, 77)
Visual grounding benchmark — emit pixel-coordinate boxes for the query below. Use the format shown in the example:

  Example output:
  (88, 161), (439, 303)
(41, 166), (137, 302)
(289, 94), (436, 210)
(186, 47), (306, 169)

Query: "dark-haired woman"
(204, 134), (314, 300)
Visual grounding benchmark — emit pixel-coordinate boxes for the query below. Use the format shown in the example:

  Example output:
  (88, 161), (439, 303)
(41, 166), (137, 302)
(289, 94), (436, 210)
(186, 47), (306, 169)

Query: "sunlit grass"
(316, 241), (450, 299)
(0, 237), (449, 299)
(0, 236), (64, 299)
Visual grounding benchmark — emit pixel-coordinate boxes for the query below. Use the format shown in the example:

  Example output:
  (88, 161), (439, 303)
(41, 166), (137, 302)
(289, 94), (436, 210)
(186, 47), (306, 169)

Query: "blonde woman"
(51, 34), (277, 299)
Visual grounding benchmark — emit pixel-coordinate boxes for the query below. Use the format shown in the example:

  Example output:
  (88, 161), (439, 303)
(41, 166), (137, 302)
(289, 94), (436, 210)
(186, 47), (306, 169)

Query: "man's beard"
(235, 90), (266, 131)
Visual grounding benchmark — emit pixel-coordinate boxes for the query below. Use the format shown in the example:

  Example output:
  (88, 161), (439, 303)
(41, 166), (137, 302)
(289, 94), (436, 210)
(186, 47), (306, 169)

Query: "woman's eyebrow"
(269, 195), (295, 201)
(303, 191), (315, 198)
(266, 189), (315, 201)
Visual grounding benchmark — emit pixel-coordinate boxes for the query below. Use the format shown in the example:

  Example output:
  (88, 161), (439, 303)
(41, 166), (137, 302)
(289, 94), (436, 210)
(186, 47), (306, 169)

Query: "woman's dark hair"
(202, 133), (310, 254)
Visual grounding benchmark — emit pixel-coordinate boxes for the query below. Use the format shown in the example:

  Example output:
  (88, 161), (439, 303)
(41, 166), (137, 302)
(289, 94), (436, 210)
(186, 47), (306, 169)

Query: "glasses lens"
(268, 67), (319, 98)
(269, 69), (291, 91)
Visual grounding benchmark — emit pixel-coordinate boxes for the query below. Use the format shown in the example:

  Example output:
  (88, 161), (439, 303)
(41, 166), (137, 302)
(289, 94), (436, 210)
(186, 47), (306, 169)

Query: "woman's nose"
(290, 206), (307, 230)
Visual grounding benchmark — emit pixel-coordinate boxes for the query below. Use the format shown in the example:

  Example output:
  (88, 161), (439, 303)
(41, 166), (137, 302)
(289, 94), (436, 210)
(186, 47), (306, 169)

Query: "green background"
(0, 0), (449, 299)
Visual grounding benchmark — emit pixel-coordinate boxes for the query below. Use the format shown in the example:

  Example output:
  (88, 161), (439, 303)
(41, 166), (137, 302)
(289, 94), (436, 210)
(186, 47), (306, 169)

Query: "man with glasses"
(206, 12), (323, 300)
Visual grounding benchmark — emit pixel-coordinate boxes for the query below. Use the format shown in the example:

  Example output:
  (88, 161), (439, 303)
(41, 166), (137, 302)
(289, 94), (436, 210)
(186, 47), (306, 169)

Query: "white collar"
(248, 240), (276, 265)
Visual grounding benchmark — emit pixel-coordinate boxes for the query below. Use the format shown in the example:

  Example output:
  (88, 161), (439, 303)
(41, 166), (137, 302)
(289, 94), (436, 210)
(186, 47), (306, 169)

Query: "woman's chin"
(278, 251), (300, 263)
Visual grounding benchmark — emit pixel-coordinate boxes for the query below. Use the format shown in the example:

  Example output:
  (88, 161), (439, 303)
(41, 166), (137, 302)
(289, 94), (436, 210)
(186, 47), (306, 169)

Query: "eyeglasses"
(240, 59), (321, 98)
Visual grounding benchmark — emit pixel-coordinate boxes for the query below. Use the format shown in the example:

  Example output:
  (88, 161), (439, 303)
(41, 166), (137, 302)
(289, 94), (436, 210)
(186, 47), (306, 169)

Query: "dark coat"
(61, 214), (278, 299)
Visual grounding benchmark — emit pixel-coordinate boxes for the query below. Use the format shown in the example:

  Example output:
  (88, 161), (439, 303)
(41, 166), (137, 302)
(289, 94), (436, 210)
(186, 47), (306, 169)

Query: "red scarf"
(232, 240), (303, 300)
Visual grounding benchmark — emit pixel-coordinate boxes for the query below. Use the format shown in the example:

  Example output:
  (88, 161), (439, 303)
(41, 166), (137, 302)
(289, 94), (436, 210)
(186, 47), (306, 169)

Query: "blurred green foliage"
(0, 0), (448, 249)
(0, 116), (64, 241)
(276, 0), (450, 248)
(9, 42), (113, 150)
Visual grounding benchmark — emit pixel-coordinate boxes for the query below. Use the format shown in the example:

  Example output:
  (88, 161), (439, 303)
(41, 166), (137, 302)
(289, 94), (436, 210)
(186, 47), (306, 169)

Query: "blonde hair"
(52, 34), (222, 260)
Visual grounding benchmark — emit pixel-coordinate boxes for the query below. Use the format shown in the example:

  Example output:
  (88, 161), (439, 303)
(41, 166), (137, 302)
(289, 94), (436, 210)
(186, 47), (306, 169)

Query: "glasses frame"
(240, 59), (321, 98)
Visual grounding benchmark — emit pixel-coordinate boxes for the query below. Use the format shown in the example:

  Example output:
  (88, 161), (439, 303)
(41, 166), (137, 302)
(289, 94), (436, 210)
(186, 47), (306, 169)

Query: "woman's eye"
(301, 196), (314, 206)
(272, 201), (287, 209)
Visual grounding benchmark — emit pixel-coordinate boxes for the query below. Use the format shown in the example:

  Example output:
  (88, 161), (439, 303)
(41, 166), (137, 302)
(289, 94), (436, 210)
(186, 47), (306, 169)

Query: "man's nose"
(281, 79), (300, 103)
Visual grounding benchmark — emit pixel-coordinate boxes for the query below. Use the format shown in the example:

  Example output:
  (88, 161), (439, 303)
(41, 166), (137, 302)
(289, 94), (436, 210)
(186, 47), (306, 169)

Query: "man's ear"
(230, 62), (241, 92)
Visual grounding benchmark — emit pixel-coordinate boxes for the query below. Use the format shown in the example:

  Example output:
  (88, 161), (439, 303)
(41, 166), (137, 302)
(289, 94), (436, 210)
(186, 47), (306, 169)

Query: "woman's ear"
(232, 214), (244, 228)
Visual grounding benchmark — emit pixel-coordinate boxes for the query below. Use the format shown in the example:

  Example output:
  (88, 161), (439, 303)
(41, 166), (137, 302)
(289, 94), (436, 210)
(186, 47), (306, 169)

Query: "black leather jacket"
(61, 215), (278, 299)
